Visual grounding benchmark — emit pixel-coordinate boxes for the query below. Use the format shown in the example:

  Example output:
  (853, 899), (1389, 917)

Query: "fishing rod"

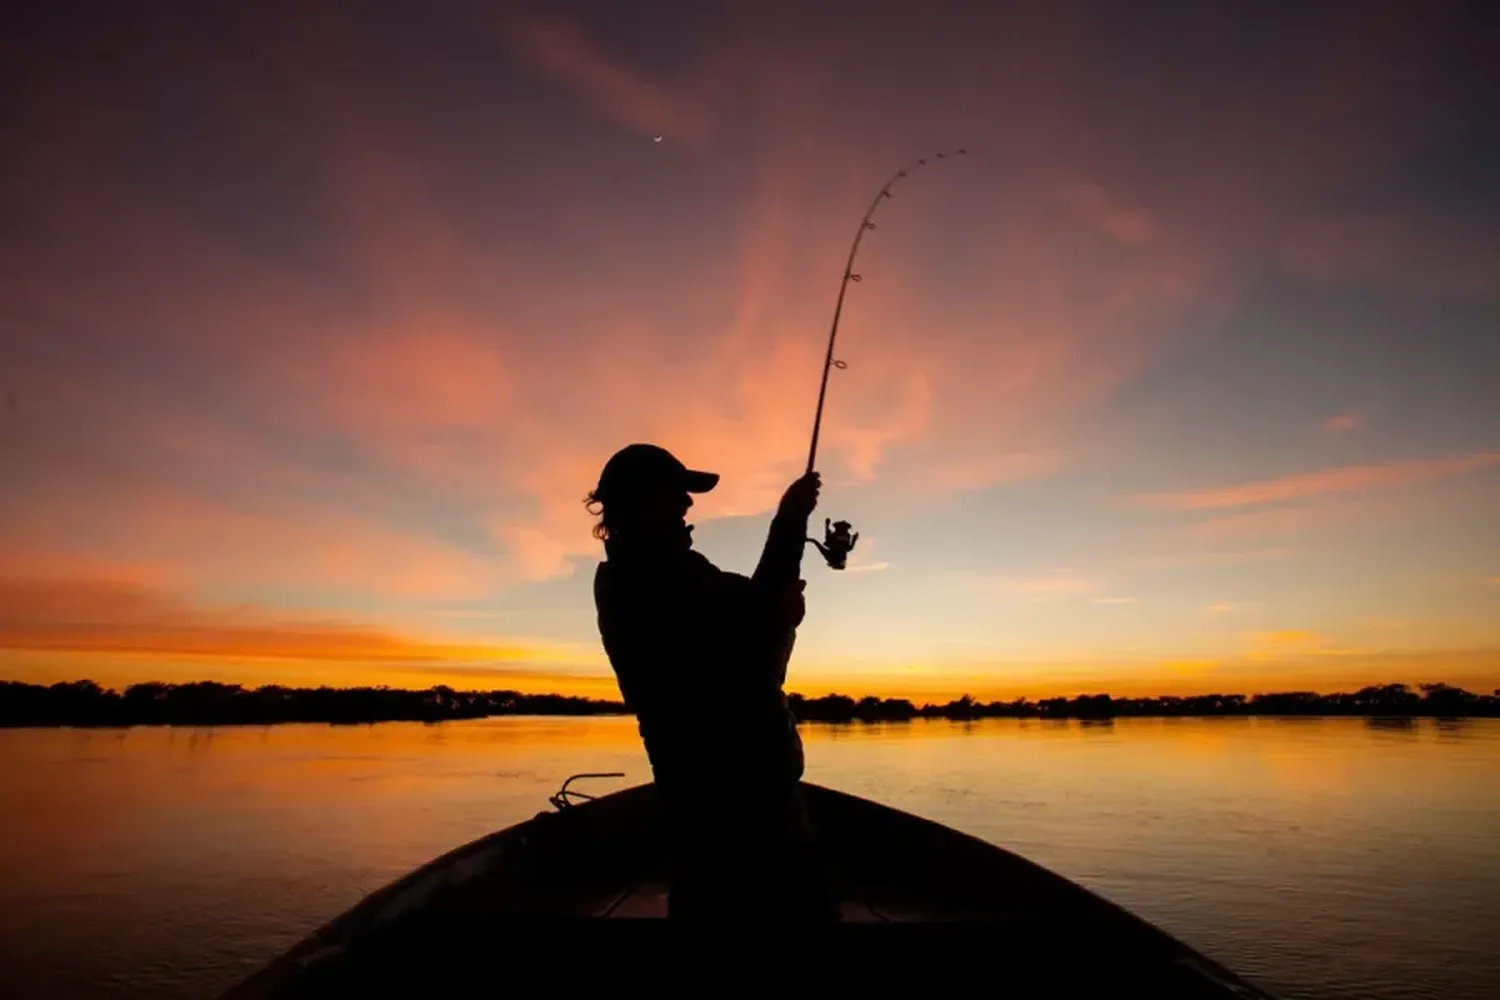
(804, 148), (969, 571)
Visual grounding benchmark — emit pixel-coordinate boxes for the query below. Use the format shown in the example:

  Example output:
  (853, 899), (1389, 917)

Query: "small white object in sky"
(653, 134), (663, 143)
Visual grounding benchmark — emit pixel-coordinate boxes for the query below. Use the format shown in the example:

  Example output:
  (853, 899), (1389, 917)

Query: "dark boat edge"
(224, 780), (1280, 998)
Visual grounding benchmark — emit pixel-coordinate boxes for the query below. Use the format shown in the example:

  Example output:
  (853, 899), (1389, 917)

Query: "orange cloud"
(0, 576), (606, 687)
(1138, 452), (1500, 511)
(1323, 411), (1360, 431)
(1245, 629), (1347, 658)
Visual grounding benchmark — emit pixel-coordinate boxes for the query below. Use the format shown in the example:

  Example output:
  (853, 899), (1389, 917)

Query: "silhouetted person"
(588, 443), (835, 923)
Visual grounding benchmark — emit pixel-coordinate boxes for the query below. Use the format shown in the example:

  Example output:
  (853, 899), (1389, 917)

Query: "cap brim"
(683, 469), (719, 493)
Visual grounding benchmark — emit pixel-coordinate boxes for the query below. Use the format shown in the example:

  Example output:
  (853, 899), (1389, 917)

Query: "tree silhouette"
(0, 678), (1496, 727)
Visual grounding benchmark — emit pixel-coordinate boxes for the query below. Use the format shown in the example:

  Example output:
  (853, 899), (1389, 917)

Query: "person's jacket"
(594, 523), (805, 794)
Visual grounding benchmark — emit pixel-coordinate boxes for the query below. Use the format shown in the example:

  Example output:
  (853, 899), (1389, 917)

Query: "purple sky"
(2, 1), (1497, 698)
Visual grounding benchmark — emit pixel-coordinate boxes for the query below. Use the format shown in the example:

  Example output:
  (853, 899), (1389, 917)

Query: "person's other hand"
(777, 471), (821, 523)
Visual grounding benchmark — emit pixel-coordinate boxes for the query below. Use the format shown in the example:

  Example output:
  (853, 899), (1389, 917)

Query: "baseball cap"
(592, 443), (719, 504)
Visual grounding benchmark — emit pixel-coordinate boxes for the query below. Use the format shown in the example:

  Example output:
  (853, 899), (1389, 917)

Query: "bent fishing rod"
(803, 148), (969, 571)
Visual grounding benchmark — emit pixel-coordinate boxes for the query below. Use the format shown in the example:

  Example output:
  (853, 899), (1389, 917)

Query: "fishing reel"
(807, 518), (859, 570)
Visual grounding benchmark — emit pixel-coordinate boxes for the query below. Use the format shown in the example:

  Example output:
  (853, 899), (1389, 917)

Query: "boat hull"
(225, 781), (1275, 997)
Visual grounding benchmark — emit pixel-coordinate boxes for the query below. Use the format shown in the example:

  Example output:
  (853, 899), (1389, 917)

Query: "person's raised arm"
(752, 472), (821, 589)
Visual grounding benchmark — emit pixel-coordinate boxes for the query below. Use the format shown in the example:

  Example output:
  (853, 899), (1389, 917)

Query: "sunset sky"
(2, 1), (1497, 701)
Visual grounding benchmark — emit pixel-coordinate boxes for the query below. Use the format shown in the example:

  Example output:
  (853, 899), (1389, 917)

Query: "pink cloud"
(1323, 411), (1360, 432)
(2, 481), (512, 600)
(1062, 182), (1158, 246)
(504, 13), (716, 144)
(250, 133), (1199, 578)
(1138, 453), (1500, 511)
(9, 3), (1252, 603)
(1184, 507), (1340, 542)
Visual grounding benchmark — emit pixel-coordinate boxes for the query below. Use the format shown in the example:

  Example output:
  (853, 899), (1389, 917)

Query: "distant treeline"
(789, 683), (1500, 721)
(0, 680), (626, 727)
(1, 679), (1497, 728)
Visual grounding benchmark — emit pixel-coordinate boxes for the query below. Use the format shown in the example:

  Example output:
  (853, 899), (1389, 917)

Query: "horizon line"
(8, 676), (1496, 705)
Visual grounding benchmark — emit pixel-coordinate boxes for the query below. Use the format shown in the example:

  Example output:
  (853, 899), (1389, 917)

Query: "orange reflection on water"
(1, 716), (1498, 999)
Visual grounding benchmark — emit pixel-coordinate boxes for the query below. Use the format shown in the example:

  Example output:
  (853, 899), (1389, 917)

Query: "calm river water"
(1, 716), (1496, 999)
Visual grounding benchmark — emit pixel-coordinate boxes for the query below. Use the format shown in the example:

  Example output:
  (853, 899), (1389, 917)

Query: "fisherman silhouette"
(587, 443), (836, 923)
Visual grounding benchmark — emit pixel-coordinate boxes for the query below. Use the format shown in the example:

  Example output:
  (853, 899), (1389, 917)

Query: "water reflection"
(1365, 716), (1417, 732)
(1434, 716), (1474, 739)
(0, 717), (1496, 1000)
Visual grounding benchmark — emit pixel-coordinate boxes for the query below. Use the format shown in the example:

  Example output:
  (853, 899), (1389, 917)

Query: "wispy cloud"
(1282, 212), (1500, 299)
(1322, 411), (1360, 432)
(1092, 595), (1137, 605)
(1061, 182), (1157, 246)
(845, 561), (892, 574)
(1183, 507), (1341, 541)
(919, 451), (1063, 496)
(982, 569), (1106, 599)
(1127, 548), (1294, 570)
(504, 14), (715, 143)
(1137, 452), (1500, 511)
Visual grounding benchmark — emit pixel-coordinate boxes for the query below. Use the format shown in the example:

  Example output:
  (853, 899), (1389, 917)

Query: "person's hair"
(584, 490), (628, 542)
(584, 488), (662, 544)
(583, 491), (607, 541)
